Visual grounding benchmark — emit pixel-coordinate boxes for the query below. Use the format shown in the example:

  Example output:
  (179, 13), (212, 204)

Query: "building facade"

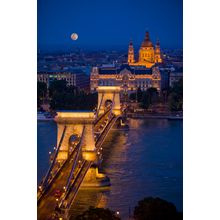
(128, 31), (162, 68)
(169, 68), (183, 87)
(90, 64), (161, 94)
(37, 70), (90, 91)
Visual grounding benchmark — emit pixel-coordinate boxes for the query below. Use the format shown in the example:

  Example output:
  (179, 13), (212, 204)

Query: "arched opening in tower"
(104, 99), (113, 111)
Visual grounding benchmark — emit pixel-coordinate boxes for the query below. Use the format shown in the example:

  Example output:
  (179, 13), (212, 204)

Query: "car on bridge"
(54, 189), (62, 198)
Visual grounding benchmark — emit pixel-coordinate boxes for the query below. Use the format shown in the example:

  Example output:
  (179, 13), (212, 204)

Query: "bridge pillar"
(55, 111), (96, 161)
(97, 86), (121, 116)
(81, 123), (97, 161)
(82, 164), (110, 188)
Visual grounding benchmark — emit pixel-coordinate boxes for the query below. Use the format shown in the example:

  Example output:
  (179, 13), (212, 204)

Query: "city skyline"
(38, 0), (183, 51)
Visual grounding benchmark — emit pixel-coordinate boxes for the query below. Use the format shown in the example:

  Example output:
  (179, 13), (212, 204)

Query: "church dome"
(141, 31), (153, 48)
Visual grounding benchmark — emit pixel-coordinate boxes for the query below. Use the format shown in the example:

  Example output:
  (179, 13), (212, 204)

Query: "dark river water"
(37, 118), (183, 219)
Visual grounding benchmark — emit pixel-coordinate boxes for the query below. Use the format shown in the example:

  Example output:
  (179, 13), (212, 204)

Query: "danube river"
(38, 118), (183, 219)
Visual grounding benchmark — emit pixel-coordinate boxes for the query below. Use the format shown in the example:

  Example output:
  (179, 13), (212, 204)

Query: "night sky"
(38, 0), (183, 51)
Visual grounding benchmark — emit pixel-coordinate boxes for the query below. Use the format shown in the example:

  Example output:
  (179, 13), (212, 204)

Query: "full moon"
(71, 33), (78, 40)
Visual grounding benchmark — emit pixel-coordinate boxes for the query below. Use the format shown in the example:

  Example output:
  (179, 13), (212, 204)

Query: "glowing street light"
(49, 151), (51, 155)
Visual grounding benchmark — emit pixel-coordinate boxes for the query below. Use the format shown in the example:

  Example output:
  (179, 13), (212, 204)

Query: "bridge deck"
(37, 149), (79, 219)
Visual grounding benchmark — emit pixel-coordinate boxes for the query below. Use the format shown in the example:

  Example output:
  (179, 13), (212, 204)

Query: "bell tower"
(155, 39), (162, 63)
(127, 40), (135, 64)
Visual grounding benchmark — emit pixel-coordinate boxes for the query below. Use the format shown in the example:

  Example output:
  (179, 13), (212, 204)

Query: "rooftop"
(37, 68), (84, 74)
(98, 64), (153, 75)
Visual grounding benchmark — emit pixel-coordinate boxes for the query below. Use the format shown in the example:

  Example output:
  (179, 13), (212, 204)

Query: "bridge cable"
(41, 125), (67, 189)
(96, 92), (104, 118)
(61, 126), (86, 205)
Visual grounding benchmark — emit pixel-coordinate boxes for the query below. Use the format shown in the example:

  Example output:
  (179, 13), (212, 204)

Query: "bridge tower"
(96, 86), (121, 116)
(55, 111), (109, 188)
(55, 111), (96, 161)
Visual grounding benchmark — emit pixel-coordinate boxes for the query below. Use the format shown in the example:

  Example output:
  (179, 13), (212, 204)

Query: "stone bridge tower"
(96, 86), (121, 116)
(55, 111), (96, 161)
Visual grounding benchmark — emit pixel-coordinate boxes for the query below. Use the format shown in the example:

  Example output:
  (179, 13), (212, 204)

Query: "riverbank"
(37, 112), (55, 121)
(126, 113), (183, 120)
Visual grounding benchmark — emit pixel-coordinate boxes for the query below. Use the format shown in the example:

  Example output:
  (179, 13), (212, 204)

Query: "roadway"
(37, 147), (80, 219)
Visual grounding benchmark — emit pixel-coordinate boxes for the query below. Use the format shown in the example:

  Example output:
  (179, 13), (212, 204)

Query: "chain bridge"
(37, 86), (126, 220)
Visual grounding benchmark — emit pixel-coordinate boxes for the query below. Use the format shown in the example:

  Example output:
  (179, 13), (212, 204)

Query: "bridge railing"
(94, 107), (111, 125)
(59, 160), (92, 211)
(95, 115), (119, 149)
(37, 138), (84, 203)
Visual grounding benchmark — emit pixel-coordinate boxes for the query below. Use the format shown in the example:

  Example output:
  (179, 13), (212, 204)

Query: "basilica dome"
(141, 31), (153, 48)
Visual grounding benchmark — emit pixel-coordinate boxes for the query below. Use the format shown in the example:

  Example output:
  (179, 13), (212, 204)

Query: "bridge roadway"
(38, 110), (117, 219)
(37, 144), (82, 219)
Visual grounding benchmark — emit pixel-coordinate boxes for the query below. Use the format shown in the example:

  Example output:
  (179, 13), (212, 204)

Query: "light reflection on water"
(37, 119), (183, 220)
(70, 119), (183, 219)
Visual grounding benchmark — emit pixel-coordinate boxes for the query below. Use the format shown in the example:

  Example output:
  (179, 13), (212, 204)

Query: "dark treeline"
(37, 80), (98, 111)
(73, 197), (183, 220)
(129, 79), (183, 112)
(38, 79), (183, 112)
(129, 87), (160, 109)
(167, 79), (183, 111)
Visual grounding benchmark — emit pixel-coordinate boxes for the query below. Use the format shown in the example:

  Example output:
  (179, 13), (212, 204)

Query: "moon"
(71, 33), (78, 40)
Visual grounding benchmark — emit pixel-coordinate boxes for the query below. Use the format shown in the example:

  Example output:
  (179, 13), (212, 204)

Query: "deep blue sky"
(38, 0), (183, 51)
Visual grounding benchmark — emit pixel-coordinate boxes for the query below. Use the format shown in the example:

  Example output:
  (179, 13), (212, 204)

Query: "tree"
(49, 87), (98, 111)
(141, 91), (150, 109)
(171, 79), (183, 96)
(49, 80), (67, 97)
(168, 79), (183, 112)
(168, 92), (182, 111)
(129, 92), (136, 101)
(74, 207), (121, 220)
(140, 87), (159, 109)
(133, 197), (182, 220)
(136, 87), (143, 102)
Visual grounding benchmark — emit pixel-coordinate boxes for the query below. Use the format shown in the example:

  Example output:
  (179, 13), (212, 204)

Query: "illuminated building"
(90, 64), (161, 94)
(90, 31), (163, 95)
(128, 31), (162, 68)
